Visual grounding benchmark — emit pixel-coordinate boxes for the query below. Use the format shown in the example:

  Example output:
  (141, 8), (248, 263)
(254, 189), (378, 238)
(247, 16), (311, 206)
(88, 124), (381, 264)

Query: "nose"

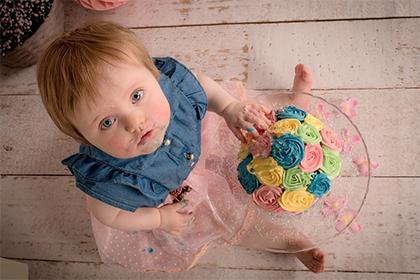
(124, 112), (146, 134)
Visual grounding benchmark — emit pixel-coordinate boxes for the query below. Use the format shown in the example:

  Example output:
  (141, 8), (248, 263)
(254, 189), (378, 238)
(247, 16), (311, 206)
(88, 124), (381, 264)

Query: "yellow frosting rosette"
(247, 157), (284, 187)
(304, 113), (325, 131)
(237, 142), (250, 161)
(278, 189), (315, 212)
(270, 118), (301, 137)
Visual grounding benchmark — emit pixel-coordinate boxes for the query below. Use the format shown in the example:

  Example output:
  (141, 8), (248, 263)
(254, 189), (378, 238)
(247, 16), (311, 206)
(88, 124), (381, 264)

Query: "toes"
(309, 261), (324, 273)
(313, 249), (324, 261)
(295, 64), (304, 75)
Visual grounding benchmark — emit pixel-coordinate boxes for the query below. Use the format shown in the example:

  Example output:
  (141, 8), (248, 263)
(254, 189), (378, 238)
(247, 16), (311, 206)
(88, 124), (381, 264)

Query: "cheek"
(105, 134), (127, 150)
(151, 99), (171, 122)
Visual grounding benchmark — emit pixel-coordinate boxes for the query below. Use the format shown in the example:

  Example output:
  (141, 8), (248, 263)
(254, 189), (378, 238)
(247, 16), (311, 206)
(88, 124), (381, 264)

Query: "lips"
(138, 129), (154, 145)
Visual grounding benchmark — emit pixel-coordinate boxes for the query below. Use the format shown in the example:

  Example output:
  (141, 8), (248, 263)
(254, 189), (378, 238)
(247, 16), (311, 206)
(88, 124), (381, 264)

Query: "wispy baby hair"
(37, 21), (159, 144)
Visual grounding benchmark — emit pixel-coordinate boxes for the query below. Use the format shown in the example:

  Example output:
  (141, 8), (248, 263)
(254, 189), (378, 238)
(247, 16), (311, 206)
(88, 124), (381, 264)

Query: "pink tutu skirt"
(90, 108), (255, 272)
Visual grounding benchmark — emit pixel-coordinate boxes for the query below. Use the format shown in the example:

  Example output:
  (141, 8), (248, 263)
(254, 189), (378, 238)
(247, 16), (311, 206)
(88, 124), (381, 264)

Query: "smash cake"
(237, 105), (343, 214)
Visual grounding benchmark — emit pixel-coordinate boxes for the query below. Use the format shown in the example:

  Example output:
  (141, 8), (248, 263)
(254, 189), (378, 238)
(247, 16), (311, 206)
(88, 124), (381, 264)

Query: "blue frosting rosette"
(275, 105), (307, 121)
(306, 172), (331, 197)
(271, 133), (305, 169)
(237, 155), (261, 194)
(237, 104), (342, 213)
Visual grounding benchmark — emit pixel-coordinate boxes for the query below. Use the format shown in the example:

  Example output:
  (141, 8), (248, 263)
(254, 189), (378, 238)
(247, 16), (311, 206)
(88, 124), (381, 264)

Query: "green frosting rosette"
(282, 167), (312, 191)
(320, 146), (341, 179)
(297, 123), (322, 144)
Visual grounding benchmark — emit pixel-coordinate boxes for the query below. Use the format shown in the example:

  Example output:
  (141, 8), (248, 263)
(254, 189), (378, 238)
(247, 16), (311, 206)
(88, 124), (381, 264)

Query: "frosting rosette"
(247, 157), (284, 187)
(304, 113), (324, 131)
(235, 101), (349, 215)
(275, 105), (306, 121)
(248, 132), (272, 158)
(320, 127), (343, 152)
(237, 155), (261, 194)
(252, 185), (283, 212)
(278, 189), (315, 212)
(297, 123), (322, 144)
(237, 142), (250, 161)
(320, 146), (341, 179)
(299, 143), (323, 172)
(271, 133), (305, 169)
(307, 172), (331, 197)
(282, 167), (312, 191)
(271, 119), (301, 137)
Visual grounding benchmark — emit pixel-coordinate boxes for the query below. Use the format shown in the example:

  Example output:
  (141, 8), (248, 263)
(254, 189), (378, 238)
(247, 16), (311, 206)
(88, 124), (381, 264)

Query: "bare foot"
(295, 247), (325, 273)
(292, 64), (314, 93)
(290, 64), (314, 111)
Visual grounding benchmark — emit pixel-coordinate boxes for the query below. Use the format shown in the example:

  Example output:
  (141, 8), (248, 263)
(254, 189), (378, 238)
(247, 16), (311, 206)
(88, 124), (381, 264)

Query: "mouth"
(137, 128), (155, 145)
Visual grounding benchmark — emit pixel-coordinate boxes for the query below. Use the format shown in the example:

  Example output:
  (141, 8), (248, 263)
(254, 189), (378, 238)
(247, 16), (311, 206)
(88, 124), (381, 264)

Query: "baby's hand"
(221, 101), (272, 142)
(158, 201), (195, 235)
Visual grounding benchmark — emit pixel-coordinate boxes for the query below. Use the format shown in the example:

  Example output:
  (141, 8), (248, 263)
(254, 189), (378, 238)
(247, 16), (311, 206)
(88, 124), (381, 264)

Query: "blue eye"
(101, 118), (115, 129)
(131, 89), (144, 104)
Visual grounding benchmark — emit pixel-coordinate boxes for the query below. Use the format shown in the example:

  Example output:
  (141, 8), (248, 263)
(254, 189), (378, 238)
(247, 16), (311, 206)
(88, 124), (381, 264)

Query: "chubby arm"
(86, 195), (160, 231)
(196, 72), (309, 113)
(196, 72), (272, 141)
(86, 195), (194, 234)
(195, 72), (237, 115)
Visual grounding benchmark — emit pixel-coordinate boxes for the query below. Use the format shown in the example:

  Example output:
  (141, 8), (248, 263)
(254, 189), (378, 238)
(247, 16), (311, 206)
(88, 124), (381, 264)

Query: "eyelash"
(99, 89), (144, 130)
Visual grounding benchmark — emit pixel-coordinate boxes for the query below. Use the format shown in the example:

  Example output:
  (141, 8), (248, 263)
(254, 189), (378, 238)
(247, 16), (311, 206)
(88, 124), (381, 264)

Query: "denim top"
(62, 57), (208, 212)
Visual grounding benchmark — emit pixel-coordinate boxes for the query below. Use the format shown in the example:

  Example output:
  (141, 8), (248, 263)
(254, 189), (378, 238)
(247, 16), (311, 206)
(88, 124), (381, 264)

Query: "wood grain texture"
(248, 18), (420, 89)
(64, 0), (420, 29)
(2, 176), (419, 273)
(2, 18), (419, 93)
(1, 1), (419, 278)
(16, 260), (420, 280)
(1, 89), (418, 176)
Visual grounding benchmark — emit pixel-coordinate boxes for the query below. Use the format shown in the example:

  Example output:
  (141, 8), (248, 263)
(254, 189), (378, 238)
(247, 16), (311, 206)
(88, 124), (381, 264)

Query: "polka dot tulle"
(88, 85), (369, 271)
(90, 111), (254, 272)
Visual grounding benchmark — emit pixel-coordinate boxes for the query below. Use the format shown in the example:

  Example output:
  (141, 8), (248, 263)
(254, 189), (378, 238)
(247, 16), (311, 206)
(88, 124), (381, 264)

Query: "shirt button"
(184, 152), (194, 161)
(163, 138), (171, 146)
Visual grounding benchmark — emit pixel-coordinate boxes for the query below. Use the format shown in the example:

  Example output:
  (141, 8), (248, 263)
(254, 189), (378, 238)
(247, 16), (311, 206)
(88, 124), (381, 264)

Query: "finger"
(243, 113), (269, 130)
(248, 105), (273, 127)
(176, 200), (188, 209)
(230, 126), (246, 142)
(185, 215), (196, 226)
(243, 105), (270, 127)
(188, 216), (196, 226)
(260, 104), (271, 114)
(238, 120), (259, 138)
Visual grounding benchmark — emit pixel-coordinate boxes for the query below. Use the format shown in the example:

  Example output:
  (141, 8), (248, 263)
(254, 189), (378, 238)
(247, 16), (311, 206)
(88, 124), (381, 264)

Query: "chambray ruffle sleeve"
(62, 153), (170, 212)
(155, 57), (208, 120)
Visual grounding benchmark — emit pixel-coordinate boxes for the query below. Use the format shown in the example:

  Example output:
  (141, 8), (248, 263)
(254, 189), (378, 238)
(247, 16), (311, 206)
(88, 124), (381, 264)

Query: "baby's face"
(72, 60), (170, 159)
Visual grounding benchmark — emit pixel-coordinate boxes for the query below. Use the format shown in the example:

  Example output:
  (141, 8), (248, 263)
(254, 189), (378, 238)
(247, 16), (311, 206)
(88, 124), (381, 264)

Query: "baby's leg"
(292, 64), (313, 93)
(290, 64), (314, 111)
(236, 216), (325, 273)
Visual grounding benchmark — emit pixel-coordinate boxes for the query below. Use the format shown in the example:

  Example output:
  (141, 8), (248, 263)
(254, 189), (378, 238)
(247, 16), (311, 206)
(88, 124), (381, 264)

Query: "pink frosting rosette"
(252, 185), (283, 212)
(299, 143), (323, 172)
(320, 127), (343, 152)
(248, 132), (272, 158)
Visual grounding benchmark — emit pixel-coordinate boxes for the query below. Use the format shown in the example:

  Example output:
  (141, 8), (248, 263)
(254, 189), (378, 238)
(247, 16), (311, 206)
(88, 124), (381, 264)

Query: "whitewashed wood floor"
(1, 1), (420, 279)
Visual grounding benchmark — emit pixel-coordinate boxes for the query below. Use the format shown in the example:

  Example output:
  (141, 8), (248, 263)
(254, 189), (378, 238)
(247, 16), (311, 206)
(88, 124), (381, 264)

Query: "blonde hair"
(37, 21), (159, 145)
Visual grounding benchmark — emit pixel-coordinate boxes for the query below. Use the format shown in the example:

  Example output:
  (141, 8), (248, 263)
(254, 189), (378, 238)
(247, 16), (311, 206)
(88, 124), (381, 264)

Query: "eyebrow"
(90, 80), (143, 126)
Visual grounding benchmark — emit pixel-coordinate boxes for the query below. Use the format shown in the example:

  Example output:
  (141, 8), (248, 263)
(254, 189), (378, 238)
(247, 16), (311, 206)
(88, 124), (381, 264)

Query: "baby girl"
(37, 21), (325, 273)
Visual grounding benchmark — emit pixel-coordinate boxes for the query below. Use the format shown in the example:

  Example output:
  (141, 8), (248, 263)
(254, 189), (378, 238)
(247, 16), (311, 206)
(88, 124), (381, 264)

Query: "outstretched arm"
(196, 72), (272, 141)
(86, 195), (194, 234)
(195, 72), (236, 115)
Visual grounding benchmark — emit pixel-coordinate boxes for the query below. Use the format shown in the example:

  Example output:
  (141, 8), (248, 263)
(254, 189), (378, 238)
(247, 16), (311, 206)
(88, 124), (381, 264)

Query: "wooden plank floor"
(1, 1), (419, 279)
